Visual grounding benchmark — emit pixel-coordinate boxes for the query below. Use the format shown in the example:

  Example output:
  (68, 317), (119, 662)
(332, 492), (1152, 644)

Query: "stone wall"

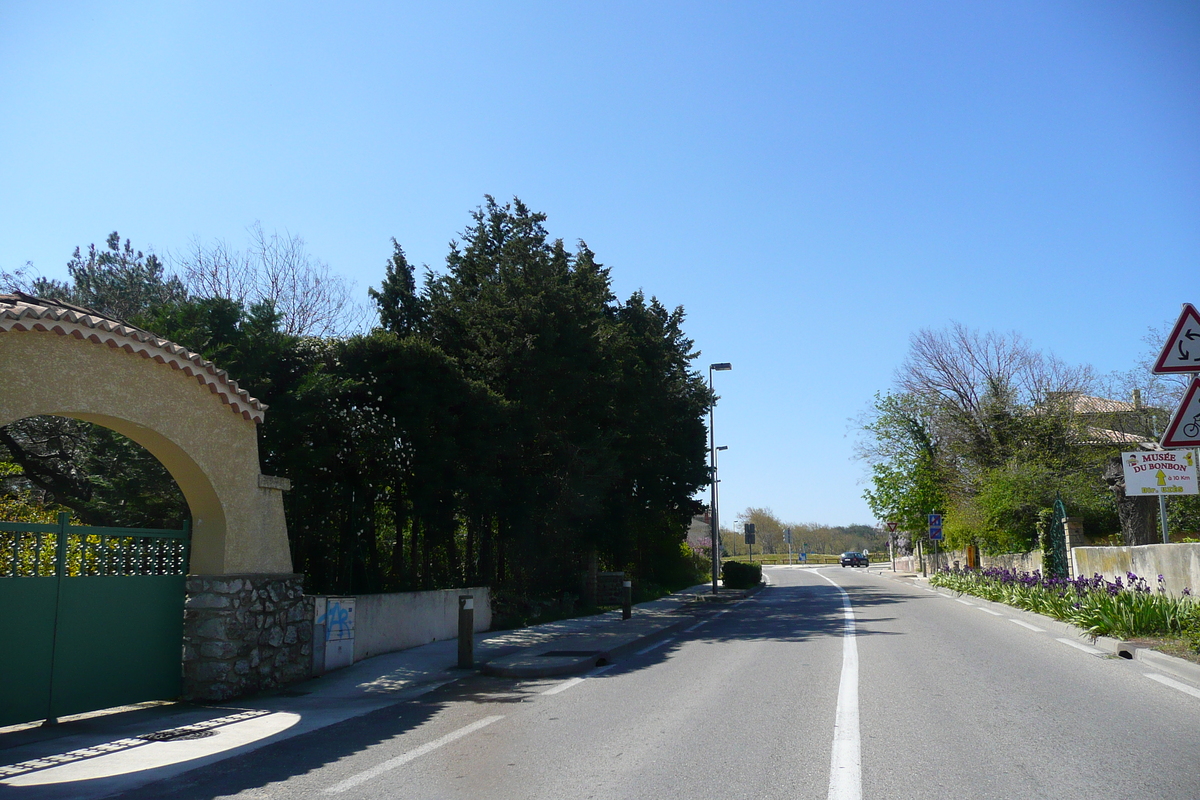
(1073, 543), (1200, 598)
(183, 573), (313, 701)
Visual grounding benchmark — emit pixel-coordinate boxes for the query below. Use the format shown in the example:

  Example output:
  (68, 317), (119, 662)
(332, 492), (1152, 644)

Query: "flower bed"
(930, 566), (1200, 647)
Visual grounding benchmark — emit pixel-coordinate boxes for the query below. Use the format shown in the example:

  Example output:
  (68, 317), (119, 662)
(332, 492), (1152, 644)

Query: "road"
(112, 567), (1200, 800)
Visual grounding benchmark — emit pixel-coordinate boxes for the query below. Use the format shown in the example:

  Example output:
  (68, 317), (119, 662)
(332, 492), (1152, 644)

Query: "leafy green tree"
(31, 232), (186, 320)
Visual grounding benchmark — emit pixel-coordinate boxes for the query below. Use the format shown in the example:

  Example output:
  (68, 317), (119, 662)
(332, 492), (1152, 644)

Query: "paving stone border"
(183, 573), (313, 701)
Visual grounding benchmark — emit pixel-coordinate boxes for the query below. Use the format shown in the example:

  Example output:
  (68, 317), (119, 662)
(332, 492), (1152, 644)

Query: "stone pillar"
(183, 574), (313, 701)
(1063, 517), (1085, 578)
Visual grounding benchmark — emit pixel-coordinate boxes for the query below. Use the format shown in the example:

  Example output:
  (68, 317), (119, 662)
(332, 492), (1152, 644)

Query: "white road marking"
(541, 677), (584, 695)
(636, 637), (676, 656)
(815, 571), (861, 800)
(1056, 637), (1105, 656)
(955, 598), (976, 606)
(1009, 619), (1046, 632)
(937, 592), (954, 598)
(685, 621), (708, 632)
(541, 664), (614, 695)
(976, 607), (1003, 616)
(1144, 672), (1200, 700)
(324, 715), (504, 794)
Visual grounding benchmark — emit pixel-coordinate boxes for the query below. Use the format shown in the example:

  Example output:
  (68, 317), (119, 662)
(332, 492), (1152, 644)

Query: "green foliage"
(930, 568), (1200, 641)
(1, 205), (712, 603)
(721, 559), (762, 589)
(859, 326), (1121, 556)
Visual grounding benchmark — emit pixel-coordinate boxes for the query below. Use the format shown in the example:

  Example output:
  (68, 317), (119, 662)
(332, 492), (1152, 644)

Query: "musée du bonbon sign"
(1121, 450), (1199, 496)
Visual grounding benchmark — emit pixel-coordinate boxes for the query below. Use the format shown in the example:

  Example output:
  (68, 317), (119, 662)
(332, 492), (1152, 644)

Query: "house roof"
(1047, 391), (1142, 414)
(1080, 426), (1153, 445)
(0, 292), (267, 422)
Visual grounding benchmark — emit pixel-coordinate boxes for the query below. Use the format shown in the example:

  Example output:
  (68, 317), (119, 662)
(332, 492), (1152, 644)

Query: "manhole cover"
(538, 650), (601, 658)
(136, 728), (217, 742)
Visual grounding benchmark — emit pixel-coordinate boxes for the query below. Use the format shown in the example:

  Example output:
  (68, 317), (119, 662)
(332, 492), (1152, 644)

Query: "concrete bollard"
(622, 580), (632, 620)
(458, 595), (474, 669)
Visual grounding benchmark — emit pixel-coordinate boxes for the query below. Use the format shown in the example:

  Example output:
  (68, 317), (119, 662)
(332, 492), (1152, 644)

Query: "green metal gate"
(0, 512), (189, 727)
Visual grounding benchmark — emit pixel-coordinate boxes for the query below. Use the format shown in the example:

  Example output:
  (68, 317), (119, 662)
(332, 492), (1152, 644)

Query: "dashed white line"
(937, 592), (954, 598)
(1144, 672), (1200, 700)
(541, 664), (614, 695)
(324, 715), (504, 793)
(1056, 637), (1105, 656)
(955, 598), (976, 606)
(685, 621), (708, 632)
(975, 607), (1003, 616)
(636, 637), (675, 656)
(541, 677), (584, 695)
(1009, 619), (1045, 632)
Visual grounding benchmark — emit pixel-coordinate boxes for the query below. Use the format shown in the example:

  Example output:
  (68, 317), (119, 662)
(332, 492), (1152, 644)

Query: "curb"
(481, 614), (694, 678)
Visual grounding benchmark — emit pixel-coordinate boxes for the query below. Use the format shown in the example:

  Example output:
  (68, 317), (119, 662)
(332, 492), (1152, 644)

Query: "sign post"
(886, 521), (898, 572)
(1149, 304), (1200, 543)
(784, 527), (793, 564)
(744, 523), (756, 563)
(927, 513), (943, 574)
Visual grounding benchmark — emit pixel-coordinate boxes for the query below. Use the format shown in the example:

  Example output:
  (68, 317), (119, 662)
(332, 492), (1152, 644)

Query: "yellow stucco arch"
(0, 293), (292, 575)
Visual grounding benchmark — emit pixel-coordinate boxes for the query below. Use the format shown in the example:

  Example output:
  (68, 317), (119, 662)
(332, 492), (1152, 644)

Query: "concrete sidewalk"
(0, 583), (721, 799)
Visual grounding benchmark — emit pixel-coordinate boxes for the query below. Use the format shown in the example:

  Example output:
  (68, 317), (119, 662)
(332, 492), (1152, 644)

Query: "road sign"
(1122, 449), (1199, 496)
(1161, 377), (1200, 448)
(885, 521), (898, 533)
(1154, 304), (1200, 374)
(744, 522), (756, 545)
(783, 527), (792, 544)
(927, 513), (943, 541)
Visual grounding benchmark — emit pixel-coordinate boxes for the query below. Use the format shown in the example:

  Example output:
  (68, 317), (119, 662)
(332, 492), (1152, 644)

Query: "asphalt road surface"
(112, 567), (1200, 800)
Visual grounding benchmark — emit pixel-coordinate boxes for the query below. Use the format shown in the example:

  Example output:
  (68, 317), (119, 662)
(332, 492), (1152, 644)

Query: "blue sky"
(2, 1), (1197, 528)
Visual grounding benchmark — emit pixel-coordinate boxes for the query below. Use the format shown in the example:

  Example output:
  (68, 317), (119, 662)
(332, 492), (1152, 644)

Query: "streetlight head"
(710, 362), (732, 371)
(716, 445), (728, 451)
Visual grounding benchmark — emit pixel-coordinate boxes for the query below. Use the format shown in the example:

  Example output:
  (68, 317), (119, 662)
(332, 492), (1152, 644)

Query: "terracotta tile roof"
(1080, 426), (1152, 445)
(1047, 391), (1140, 414)
(0, 292), (266, 422)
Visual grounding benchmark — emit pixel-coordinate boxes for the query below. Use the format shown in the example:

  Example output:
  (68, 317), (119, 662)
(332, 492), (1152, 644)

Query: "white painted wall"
(1073, 543), (1200, 598)
(310, 587), (491, 671)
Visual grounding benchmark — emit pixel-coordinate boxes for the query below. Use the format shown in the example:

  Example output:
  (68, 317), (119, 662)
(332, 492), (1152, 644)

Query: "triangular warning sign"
(1161, 376), (1200, 448)
(1153, 304), (1200, 374)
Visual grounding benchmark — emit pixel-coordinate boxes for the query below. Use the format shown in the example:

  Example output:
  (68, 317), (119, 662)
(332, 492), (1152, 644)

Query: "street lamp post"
(709, 362), (732, 594)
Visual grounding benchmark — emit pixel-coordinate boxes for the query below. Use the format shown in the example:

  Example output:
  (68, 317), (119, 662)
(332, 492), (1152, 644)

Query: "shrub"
(722, 560), (762, 589)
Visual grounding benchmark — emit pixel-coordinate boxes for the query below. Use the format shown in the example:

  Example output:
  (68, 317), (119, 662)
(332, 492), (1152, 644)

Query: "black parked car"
(840, 551), (868, 568)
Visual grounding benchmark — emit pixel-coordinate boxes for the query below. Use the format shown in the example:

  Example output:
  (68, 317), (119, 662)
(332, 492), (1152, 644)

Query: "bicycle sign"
(1122, 449), (1199, 496)
(1161, 377), (1200, 449)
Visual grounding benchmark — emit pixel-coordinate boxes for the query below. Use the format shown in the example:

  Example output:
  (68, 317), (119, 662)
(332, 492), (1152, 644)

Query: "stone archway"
(1, 293), (311, 701)
(0, 292), (291, 575)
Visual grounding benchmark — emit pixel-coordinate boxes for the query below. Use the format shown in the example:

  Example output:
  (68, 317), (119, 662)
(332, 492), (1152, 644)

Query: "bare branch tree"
(174, 222), (367, 337)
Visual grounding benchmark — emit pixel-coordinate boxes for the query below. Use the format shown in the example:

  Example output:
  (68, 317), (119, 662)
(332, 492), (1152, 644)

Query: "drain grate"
(136, 728), (217, 742)
(538, 650), (602, 658)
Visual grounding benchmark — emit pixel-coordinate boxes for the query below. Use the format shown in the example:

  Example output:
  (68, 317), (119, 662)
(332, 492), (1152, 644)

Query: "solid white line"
(1056, 637), (1105, 656)
(1144, 672), (1200, 700)
(955, 598), (975, 606)
(636, 637), (675, 656)
(324, 715), (504, 794)
(814, 571), (861, 800)
(976, 607), (1003, 616)
(1009, 619), (1046, 632)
